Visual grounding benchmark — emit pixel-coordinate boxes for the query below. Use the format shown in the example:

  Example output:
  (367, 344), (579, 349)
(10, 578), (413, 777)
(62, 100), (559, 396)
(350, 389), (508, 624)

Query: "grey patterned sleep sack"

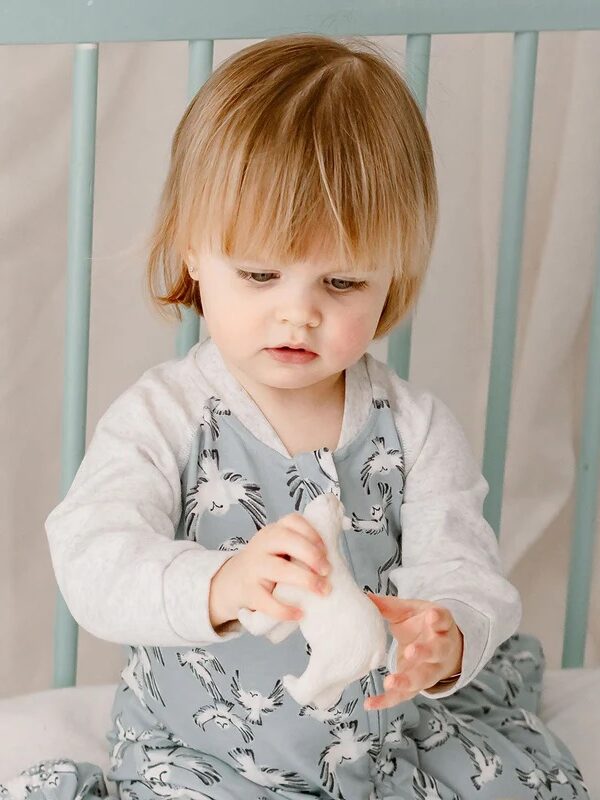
(2, 369), (590, 799)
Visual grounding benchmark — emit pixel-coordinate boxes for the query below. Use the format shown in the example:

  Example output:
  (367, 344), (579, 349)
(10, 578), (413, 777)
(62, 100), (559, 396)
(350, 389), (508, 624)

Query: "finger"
(259, 576), (276, 594)
(403, 640), (438, 666)
(386, 611), (436, 665)
(365, 690), (411, 711)
(253, 587), (303, 622)
(405, 633), (453, 663)
(363, 668), (441, 711)
(364, 679), (417, 711)
(264, 555), (330, 596)
(397, 629), (455, 679)
(381, 661), (441, 700)
(391, 612), (432, 647)
(279, 516), (328, 555)
(427, 606), (453, 634)
(267, 528), (330, 577)
(281, 513), (327, 550)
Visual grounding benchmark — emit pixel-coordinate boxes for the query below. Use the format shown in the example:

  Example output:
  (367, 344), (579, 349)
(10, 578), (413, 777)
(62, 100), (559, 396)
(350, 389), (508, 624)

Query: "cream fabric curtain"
(1, 32), (599, 699)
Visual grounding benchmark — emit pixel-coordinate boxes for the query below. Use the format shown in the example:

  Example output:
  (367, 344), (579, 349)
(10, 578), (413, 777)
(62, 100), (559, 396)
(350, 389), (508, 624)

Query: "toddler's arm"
(385, 369), (522, 699)
(45, 361), (242, 647)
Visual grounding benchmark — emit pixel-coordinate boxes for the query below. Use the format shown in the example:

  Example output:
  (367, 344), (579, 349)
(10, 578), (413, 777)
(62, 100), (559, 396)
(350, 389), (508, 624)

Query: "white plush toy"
(238, 492), (388, 710)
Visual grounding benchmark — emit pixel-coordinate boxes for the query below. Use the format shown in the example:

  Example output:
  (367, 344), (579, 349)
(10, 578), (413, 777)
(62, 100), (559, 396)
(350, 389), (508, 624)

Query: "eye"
(236, 269), (278, 284)
(328, 277), (368, 291)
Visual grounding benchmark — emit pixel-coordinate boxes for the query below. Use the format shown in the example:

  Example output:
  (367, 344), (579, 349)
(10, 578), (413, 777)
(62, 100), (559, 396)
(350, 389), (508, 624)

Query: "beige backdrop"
(1, 31), (599, 700)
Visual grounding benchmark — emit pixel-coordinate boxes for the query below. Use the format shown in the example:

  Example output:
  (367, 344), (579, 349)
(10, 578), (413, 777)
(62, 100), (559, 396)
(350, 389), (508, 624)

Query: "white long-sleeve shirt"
(44, 338), (521, 700)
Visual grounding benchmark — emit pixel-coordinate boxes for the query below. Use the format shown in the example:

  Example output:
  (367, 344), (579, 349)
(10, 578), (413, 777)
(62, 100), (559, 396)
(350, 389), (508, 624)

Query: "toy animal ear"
(342, 515), (351, 531)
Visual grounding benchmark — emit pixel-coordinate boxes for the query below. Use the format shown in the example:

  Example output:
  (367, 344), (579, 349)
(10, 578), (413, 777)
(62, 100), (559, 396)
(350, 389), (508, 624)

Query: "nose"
(276, 289), (321, 329)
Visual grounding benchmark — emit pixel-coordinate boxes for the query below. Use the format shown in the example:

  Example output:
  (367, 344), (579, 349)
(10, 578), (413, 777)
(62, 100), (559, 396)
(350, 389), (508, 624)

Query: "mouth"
(265, 345), (318, 364)
(275, 343), (314, 352)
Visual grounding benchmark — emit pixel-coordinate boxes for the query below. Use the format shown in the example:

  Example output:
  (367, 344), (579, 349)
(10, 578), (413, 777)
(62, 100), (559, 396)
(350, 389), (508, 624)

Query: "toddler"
(33, 33), (590, 800)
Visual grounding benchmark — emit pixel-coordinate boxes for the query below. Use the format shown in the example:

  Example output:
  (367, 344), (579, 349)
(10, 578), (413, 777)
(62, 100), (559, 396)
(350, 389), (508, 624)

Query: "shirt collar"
(193, 337), (373, 458)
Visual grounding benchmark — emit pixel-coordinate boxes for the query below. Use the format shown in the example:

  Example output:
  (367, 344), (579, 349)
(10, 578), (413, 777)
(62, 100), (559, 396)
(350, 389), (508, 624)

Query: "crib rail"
(2, 0), (600, 43)
(3, 6), (597, 686)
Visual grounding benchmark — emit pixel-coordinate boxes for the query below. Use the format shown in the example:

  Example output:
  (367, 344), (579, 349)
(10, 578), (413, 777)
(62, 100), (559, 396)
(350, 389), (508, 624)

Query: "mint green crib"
(1, 0), (599, 783)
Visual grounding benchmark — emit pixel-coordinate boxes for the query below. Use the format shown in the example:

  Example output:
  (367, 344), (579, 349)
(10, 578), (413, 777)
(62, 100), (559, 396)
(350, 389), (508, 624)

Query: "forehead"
(232, 230), (339, 269)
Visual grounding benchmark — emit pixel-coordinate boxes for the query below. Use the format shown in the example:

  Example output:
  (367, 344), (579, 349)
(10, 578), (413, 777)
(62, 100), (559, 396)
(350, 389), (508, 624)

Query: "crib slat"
(562, 239), (600, 667)
(175, 39), (214, 358)
(387, 34), (431, 381)
(53, 43), (99, 689)
(481, 32), (538, 539)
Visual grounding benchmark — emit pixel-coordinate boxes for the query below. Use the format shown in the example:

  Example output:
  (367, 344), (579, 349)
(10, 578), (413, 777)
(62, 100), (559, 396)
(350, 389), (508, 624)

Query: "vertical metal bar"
(482, 32), (538, 538)
(387, 34), (431, 380)
(562, 239), (600, 667)
(53, 43), (99, 689)
(175, 39), (214, 359)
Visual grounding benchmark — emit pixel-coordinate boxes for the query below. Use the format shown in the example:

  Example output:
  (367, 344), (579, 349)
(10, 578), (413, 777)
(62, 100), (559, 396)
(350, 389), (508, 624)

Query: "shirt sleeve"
(385, 379), (522, 699)
(44, 366), (243, 647)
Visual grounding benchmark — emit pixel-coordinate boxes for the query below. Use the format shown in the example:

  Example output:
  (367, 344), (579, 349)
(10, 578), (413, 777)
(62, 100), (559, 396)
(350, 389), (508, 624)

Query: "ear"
(186, 248), (198, 279)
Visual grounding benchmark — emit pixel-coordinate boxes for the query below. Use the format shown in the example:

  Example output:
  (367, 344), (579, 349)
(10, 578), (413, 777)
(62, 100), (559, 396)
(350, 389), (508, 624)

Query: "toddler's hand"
(364, 593), (464, 711)
(209, 513), (332, 629)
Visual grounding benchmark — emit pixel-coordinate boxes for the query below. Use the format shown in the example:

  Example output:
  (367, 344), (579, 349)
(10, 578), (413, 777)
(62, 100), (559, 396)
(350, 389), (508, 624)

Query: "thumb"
(366, 592), (425, 623)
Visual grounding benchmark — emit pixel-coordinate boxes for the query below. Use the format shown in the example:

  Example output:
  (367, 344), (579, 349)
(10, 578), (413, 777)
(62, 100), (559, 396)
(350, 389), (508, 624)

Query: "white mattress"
(0, 669), (598, 798)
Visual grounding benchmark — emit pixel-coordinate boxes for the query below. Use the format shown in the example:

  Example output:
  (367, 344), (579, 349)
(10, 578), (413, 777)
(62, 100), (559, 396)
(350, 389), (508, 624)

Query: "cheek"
(199, 279), (251, 335)
(328, 304), (381, 358)
(197, 283), (221, 334)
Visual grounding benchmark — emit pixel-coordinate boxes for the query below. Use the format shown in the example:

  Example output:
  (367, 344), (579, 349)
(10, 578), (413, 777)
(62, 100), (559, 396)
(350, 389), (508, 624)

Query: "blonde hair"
(146, 33), (438, 337)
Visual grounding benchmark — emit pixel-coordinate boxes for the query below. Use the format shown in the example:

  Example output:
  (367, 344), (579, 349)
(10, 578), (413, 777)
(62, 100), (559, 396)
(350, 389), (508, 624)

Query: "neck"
(228, 366), (346, 455)
(241, 372), (345, 415)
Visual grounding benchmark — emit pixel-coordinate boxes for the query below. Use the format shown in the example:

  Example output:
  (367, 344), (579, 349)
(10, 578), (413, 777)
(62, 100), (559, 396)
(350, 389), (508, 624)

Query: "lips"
(274, 343), (314, 352)
(266, 345), (318, 364)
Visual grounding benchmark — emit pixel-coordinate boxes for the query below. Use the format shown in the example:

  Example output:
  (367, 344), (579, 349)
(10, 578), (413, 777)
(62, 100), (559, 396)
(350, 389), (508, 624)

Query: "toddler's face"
(186, 242), (392, 394)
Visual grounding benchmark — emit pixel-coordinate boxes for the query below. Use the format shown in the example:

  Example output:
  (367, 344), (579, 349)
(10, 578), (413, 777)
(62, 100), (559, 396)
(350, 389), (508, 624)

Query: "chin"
(260, 367), (326, 389)
(264, 373), (321, 389)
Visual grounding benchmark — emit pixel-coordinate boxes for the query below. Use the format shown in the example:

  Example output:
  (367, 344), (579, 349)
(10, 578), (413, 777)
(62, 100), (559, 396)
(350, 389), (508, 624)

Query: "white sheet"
(1, 669), (598, 798)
